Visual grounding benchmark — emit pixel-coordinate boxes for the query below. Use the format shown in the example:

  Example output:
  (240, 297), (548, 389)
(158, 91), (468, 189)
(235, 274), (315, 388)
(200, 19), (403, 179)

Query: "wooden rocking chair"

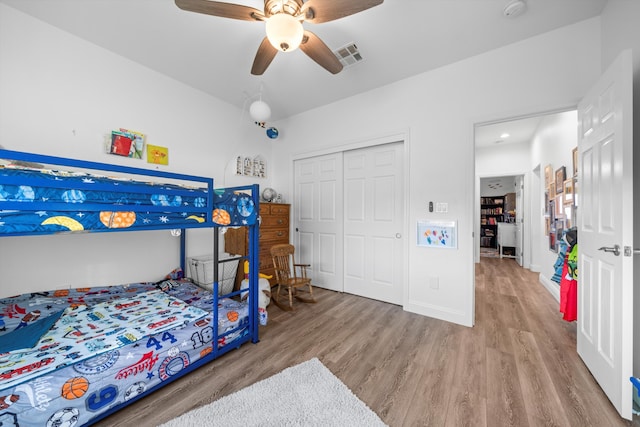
(270, 243), (317, 311)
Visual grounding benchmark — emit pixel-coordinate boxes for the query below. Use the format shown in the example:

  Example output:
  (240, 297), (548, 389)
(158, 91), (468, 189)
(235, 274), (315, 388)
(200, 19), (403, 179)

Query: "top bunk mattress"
(0, 150), (258, 235)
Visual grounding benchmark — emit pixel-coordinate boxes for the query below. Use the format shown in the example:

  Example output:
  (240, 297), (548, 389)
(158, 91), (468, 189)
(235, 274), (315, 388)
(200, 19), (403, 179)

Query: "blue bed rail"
(0, 148), (216, 236)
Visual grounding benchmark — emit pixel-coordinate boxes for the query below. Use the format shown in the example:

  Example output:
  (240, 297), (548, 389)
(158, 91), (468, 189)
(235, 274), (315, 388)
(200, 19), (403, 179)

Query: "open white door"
(577, 50), (633, 420)
(515, 175), (524, 266)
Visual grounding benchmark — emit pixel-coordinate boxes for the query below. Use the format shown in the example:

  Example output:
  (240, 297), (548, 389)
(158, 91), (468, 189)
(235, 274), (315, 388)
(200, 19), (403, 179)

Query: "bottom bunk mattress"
(0, 280), (249, 426)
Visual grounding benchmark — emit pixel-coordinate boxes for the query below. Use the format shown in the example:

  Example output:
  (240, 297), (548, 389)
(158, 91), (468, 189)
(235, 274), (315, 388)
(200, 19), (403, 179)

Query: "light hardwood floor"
(96, 257), (634, 426)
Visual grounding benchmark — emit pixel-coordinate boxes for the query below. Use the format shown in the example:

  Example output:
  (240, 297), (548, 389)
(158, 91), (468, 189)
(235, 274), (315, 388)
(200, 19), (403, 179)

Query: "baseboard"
(539, 273), (560, 302)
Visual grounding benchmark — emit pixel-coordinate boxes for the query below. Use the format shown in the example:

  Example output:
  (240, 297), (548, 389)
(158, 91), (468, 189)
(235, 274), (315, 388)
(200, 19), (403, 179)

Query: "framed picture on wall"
(555, 219), (565, 252)
(544, 190), (550, 215)
(555, 195), (563, 216)
(545, 217), (551, 236)
(563, 179), (574, 205)
(544, 164), (554, 187)
(548, 183), (555, 199)
(555, 166), (566, 194)
(572, 147), (578, 177)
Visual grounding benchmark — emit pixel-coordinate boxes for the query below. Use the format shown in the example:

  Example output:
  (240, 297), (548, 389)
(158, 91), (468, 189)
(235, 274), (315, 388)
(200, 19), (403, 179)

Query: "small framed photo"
(572, 147), (578, 177)
(563, 179), (574, 205)
(555, 166), (566, 194)
(544, 164), (554, 187)
(555, 219), (565, 251)
(544, 190), (550, 215)
(548, 183), (555, 199)
(545, 216), (551, 236)
(555, 195), (563, 216)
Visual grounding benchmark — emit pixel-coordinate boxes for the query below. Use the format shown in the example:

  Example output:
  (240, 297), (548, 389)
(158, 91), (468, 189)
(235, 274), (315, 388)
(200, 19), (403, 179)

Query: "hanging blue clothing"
(551, 234), (569, 283)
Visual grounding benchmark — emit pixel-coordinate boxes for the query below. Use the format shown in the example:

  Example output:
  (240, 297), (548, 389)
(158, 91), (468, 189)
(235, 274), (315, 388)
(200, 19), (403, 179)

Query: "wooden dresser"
(225, 202), (290, 286)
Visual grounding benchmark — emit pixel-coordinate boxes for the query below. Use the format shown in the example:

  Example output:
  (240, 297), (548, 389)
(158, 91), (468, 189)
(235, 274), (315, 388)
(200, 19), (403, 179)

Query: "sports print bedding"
(0, 280), (250, 426)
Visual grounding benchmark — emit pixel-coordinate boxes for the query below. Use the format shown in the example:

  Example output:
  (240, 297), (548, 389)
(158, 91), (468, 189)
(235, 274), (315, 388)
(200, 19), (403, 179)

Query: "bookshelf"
(480, 196), (504, 248)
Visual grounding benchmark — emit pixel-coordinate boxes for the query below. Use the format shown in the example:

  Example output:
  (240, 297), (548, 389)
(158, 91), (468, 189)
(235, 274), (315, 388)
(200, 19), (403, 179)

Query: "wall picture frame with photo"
(572, 147), (578, 177)
(563, 179), (574, 205)
(555, 219), (565, 252)
(544, 164), (554, 187)
(555, 166), (566, 194)
(545, 216), (551, 236)
(544, 190), (550, 215)
(555, 195), (564, 216)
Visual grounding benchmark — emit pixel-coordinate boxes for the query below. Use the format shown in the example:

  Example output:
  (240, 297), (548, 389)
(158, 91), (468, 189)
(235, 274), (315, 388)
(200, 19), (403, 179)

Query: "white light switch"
(435, 202), (448, 213)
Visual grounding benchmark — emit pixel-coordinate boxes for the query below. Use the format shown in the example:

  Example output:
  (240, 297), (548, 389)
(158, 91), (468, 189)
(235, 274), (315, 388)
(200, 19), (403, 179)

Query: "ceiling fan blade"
(300, 31), (343, 74)
(301, 0), (383, 23)
(251, 37), (278, 75)
(175, 0), (265, 21)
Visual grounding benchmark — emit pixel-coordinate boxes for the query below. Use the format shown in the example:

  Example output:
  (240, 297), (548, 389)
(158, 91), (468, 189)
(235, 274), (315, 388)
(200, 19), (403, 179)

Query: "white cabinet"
(497, 223), (517, 259)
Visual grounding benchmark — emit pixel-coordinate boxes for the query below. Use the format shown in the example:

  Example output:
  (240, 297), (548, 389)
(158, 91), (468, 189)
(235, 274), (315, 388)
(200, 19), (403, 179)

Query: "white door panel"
(577, 50), (633, 420)
(343, 143), (403, 304)
(318, 233), (337, 276)
(294, 154), (343, 292)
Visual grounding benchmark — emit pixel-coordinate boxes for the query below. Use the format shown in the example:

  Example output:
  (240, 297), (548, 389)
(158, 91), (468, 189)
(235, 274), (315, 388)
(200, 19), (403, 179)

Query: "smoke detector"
(503, 0), (526, 18)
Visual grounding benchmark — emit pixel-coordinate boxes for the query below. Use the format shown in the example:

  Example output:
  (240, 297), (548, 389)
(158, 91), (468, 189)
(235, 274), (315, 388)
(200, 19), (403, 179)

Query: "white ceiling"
(1, 0), (607, 122)
(475, 115), (543, 149)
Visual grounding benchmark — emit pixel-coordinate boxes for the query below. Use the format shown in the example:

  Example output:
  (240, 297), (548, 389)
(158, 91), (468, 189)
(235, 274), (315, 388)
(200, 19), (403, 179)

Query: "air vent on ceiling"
(333, 43), (364, 68)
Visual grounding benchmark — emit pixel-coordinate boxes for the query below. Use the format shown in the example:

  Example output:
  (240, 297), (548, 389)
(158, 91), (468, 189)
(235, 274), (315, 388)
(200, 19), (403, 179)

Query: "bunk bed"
(0, 148), (260, 426)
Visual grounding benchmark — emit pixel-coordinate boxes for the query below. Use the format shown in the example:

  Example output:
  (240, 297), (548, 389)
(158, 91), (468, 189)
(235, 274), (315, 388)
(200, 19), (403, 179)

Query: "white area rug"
(159, 358), (387, 427)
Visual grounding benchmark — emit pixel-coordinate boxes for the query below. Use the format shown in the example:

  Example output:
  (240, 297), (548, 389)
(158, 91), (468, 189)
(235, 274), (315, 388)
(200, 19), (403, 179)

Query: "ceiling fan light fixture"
(266, 13), (304, 52)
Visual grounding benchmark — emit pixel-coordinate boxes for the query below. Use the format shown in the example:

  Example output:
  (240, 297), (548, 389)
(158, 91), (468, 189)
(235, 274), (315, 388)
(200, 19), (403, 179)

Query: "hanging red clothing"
(559, 251), (577, 322)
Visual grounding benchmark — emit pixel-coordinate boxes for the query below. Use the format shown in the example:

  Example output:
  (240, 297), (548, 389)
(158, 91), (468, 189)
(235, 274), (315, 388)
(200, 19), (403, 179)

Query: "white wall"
(476, 143), (531, 179)
(0, 4), (270, 296)
(529, 110), (578, 297)
(270, 19), (602, 326)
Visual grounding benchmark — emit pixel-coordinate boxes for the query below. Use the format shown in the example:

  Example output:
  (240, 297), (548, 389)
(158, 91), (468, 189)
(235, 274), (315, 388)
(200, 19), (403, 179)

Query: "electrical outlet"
(429, 276), (439, 289)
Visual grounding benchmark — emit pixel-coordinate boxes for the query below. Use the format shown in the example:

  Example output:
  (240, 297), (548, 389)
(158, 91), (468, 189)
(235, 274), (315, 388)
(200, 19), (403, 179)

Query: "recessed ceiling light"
(500, 133), (510, 138)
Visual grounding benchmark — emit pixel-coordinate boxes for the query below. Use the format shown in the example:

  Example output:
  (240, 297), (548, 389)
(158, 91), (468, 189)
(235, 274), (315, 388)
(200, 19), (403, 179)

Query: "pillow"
(0, 309), (65, 353)
(155, 279), (181, 292)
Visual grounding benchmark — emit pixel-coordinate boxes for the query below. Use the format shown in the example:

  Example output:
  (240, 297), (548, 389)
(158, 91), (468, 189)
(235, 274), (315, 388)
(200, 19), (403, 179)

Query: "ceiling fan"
(175, 0), (383, 75)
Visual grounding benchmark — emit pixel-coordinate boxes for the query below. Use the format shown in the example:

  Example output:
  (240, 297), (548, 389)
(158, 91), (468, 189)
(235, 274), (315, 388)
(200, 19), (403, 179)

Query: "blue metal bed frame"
(0, 149), (260, 425)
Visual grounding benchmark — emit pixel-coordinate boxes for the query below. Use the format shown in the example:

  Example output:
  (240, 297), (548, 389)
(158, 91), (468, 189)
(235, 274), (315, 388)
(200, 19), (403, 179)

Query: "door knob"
(395, 233), (402, 239)
(598, 244), (621, 256)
